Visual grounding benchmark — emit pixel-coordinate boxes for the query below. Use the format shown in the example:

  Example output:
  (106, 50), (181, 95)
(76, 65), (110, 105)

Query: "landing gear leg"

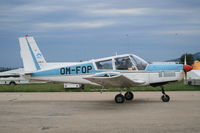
(161, 86), (170, 102)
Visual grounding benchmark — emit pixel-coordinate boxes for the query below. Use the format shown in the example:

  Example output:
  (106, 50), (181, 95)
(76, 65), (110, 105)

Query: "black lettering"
(66, 67), (71, 74)
(87, 66), (92, 73)
(60, 68), (65, 75)
(82, 66), (87, 73)
(76, 66), (81, 74)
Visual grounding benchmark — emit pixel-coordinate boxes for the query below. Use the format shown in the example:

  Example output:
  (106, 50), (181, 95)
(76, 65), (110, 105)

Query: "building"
(187, 61), (200, 86)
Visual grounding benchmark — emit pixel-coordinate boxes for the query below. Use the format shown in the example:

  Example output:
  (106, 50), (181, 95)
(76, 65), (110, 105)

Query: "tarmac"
(0, 91), (200, 133)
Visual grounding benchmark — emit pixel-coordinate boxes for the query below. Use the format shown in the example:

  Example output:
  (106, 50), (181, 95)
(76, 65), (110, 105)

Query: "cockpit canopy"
(95, 54), (148, 71)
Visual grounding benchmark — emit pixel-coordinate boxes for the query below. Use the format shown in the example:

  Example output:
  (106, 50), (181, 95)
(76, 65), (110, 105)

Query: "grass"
(0, 81), (199, 92)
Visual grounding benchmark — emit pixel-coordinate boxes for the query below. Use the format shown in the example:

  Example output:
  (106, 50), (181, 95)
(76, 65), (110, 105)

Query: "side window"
(115, 56), (136, 70)
(95, 59), (113, 70)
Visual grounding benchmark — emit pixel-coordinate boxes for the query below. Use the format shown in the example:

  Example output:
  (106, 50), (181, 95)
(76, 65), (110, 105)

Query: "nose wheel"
(115, 91), (134, 103)
(161, 94), (170, 102)
(161, 86), (170, 102)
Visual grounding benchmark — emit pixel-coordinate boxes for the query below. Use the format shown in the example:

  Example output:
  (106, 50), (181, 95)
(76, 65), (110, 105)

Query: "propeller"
(183, 54), (193, 82)
(184, 54), (187, 65)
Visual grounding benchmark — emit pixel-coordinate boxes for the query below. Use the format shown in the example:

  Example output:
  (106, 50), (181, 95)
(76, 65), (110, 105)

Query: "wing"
(0, 73), (20, 78)
(84, 72), (145, 88)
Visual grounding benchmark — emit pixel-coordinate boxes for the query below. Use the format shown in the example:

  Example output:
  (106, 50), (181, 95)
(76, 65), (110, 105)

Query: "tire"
(80, 84), (85, 90)
(9, 81), (16, 85)
(161, 95), (170, 102)
(188, 81), (192, 85)
(115, 94), (125, 103)
(124, 91), (134, 100)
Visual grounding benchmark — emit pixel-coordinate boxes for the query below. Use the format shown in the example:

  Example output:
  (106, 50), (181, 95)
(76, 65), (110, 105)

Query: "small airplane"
(18, 35), (192, 103)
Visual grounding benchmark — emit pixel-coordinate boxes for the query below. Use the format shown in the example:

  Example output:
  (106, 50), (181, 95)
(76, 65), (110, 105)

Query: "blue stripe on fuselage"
(31, 63), (103, 77)
(145, 64), (183, 71)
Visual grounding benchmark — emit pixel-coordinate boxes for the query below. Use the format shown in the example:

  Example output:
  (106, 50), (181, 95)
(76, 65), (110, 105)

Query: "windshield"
(130, 55), (148, 70)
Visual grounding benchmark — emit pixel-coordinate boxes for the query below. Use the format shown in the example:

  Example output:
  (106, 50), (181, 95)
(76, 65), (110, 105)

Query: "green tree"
(196, 57), (200, 61)
(179, 53), (194, 65)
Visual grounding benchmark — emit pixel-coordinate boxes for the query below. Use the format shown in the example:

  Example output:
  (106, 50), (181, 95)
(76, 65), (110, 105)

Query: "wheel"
(9, 81), (16, 85)
(124, 91), (134, 100)
(161, 95), (170, 102)
(188, 81), (192, 85)
(80, 84), (85, 90)
(115, 94), (125, 103)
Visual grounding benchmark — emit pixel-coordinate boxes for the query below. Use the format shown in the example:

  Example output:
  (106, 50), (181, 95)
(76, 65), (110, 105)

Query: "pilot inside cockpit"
(115, 57), (135, 70)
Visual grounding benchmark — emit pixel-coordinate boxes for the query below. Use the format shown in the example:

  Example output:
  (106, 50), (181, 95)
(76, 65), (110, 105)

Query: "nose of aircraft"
(184, 65), (193, 72)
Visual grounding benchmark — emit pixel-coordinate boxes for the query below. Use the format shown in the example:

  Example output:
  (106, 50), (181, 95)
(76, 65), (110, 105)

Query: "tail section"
(19, 35), (46, 72)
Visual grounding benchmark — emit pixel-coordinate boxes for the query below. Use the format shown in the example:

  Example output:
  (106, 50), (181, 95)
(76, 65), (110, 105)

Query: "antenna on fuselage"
(115, 52), (118, 56)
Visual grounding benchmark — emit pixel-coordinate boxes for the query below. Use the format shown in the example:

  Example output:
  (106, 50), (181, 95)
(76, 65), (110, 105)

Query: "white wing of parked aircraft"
(0, 68), (24, 78)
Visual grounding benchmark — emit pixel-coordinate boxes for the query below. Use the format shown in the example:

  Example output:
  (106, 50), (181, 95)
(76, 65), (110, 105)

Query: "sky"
(0, 0), (200, 67)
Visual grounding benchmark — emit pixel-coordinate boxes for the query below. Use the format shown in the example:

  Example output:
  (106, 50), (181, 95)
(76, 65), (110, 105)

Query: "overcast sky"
(0, 0), (200, 67)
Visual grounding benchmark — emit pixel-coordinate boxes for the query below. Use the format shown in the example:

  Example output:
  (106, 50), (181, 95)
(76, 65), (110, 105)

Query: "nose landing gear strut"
(161, 86), (170, 102)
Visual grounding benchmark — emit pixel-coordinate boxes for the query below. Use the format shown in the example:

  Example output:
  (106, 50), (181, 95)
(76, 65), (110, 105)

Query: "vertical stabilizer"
(19, 36), (46, 72)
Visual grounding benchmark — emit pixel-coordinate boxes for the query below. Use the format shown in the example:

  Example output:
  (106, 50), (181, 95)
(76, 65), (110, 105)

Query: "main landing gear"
(115, 91), (134, 103)
(160, 86), (170, 102)
(114, 86), (170, 103)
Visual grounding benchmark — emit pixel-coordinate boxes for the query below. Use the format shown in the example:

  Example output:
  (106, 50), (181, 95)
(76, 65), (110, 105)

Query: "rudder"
(19, 35), (46, 72)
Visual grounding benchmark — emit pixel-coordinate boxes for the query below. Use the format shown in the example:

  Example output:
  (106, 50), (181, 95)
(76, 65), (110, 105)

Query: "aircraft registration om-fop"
(60, 65), (93, 75)
(18, 35), (192, 103)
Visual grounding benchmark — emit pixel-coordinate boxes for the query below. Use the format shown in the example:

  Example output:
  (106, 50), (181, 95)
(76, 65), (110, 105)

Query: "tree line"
(179, 54), (200, 65)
